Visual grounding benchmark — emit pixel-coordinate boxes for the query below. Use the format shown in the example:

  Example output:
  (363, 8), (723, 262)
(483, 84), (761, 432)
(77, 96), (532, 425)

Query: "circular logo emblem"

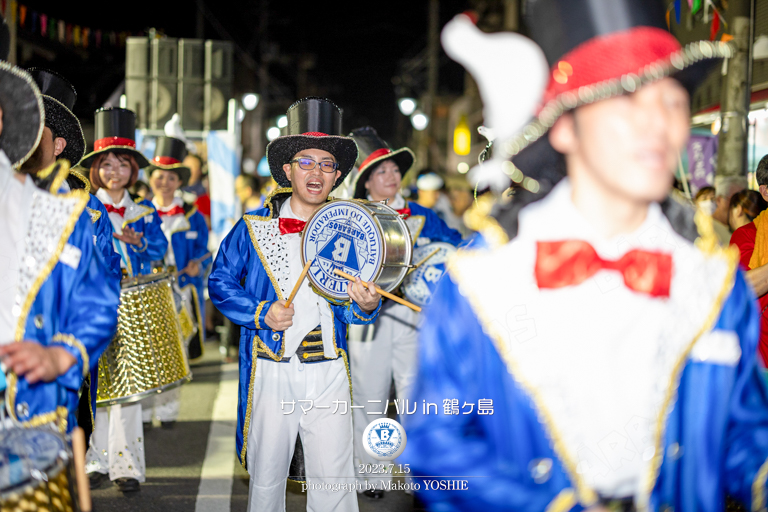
(363, 418), (407, 461)
(302, 201), (383, 301)
(401, 242), (456, 307)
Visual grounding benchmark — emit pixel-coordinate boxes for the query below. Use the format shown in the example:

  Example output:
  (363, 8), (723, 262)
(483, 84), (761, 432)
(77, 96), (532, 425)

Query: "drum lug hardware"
(30, 468), (48, 482)
(16, 402), (29, 418)
(272, 332), (281, 342)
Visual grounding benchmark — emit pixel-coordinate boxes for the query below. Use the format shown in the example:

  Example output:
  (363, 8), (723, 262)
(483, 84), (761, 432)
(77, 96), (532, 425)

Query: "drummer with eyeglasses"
(83, 107), (168, 494)
(347, 126), (462, 498)
(209, 97), (382, 512)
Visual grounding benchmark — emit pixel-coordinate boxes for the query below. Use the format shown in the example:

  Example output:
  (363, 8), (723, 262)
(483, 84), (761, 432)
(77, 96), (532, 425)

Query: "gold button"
(302, 341), (308, 347)
(303, 353), (309, 359)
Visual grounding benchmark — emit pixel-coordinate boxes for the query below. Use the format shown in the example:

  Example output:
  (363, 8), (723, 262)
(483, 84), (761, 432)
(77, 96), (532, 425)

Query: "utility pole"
(426, 0), (439, 168)
(715, 0), (754, 193)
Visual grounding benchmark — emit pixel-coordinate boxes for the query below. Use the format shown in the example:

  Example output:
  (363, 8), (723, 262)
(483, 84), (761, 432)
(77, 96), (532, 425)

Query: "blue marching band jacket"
(115, 198), (168, 277)
(9, 164), (119, 433)
(402, 211), (768, 512)
(208, 190), (382, 469)
(160, 202), (212, 312)
(403, 200), (463, 248)
(84, 196), (122, 282)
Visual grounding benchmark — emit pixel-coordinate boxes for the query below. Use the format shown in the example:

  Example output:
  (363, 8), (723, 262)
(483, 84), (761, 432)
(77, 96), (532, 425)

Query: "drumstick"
(333, 269), (422, 313)
(176, 252), (213, 278)
(71, 427), (92, 512)
(407, 247), (441, 275)
(285, 259), (313, 308)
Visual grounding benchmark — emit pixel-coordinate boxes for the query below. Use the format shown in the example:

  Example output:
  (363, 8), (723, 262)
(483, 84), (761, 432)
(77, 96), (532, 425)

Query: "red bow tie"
(105, 204), (126, 217)
(279, 217), (307, 235)
(396, 207), (411, 218)
(535, 240), (673, 298)
(158, 205), (185, 217)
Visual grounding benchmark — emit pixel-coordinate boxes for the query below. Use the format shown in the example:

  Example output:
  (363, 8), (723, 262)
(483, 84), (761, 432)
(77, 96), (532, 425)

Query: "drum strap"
(257, 326), (328, 363)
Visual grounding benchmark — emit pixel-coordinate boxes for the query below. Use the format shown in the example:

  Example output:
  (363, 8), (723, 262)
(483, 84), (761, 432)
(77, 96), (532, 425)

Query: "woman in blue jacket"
(83, 108), (167, 494)
(143, 136), (211, 428)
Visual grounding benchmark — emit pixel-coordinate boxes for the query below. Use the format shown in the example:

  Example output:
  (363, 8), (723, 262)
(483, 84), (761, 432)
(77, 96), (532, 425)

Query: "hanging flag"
(30, 10), (36, 34)
(0, 1), (5, 16)
(692, 0), (702, 14)
(18, 4), (25, 27)
(710, 9), (720, 40)
(666, 7), (671, 29)
(9, 1), (16, 23)
(40, 13), (46, 36)
(49, 17), (56, 40)
(73, 25), (80, 46)
(65, 23), (72, 45)
(674, 0), (681, 24)
(95, 29), (101, 48)
(82, 27), (89, 49)
(57, 20), (65, 43)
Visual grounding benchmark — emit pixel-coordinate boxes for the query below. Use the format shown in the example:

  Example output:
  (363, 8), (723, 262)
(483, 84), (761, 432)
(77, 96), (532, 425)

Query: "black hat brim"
(266, 134), (357, 190)
(42, 95), (85, 166)
(80, 146), (151, 169)
(352, 148), (415, 199)
(146, 163), (191, 187)
(0, 62), (44, 167)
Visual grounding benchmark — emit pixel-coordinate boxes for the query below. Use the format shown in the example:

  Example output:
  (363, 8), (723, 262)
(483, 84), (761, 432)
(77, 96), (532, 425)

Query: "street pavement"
(90, 343), (421, 511)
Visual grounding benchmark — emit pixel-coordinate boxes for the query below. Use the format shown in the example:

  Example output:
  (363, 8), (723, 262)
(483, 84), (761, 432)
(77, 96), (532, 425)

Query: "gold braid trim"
(241, 347), (258, 471)
(337, 348), (353, 404)
(254, 301), (268, 330)
(186, 284), (206, 363)
(121, 203), (154, 229)
(753, 456), (768, 512)
(545, 489), (577, 512)
(352, 308), (376, 323)
(85, 207), (102, 223)
(51, 333), (89, 377)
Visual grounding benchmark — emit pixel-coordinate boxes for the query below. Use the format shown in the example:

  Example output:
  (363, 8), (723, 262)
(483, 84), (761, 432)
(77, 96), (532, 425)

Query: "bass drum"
(401, 242), (457, 307)
(0, 428), (79, 511)
(301, 200), (413, 303)
(97, 273), (191, 407)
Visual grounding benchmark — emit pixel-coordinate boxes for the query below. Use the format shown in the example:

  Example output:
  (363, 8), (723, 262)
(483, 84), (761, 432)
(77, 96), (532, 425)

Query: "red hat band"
(302, 131), (329, 137)
(153, 156), (181, 166)
(94, 136), (136, 152)
(359, 148), (393, 172)
(542, 26), (682, 106)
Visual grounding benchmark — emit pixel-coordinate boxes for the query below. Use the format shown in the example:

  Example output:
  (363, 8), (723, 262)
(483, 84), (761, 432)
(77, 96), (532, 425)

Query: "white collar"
(96, 187), (135, 208)
(367, 193), (405, 210)
(153, 196), (184, 212)
(281, 196), (308, 221)
(518, 178), (677, 258)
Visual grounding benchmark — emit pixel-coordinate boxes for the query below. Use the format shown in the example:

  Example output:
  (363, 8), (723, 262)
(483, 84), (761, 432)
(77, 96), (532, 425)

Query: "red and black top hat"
(80, 107), (150, 169)
(146, 136), (191, 186)
(349, 126), (415, 199)
(266, 97), (357, 190)
(28, 68), (86, 166)
(501, 0), (734, 174)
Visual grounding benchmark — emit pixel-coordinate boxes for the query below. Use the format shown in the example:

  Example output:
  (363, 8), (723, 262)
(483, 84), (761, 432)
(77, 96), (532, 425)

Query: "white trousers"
(85, 402), (146, 482)
(246, 355), (358, 512)
(142, 387), (181, 423)
(349, 302), (419, 489)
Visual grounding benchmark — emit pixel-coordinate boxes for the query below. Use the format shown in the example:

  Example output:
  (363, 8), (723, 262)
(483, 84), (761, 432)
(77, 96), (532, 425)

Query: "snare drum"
(301, 200), (413, 303)
(97, 273), (191, 407)
(401, 242), (457, 307)
(0, 428), (79, 511)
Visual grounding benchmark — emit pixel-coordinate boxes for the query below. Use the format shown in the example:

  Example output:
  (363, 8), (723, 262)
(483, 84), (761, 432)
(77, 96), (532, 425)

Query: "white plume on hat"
(164, 113), (197, 153)
(441, 13), (548, 191)
(417, 173), (444, 191)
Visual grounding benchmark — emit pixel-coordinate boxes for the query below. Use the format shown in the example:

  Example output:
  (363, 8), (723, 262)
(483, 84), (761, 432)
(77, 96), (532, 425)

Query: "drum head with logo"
(0, 428), (66, 493)
(401, 242), (456, 307)
(302, 201), (384, 302)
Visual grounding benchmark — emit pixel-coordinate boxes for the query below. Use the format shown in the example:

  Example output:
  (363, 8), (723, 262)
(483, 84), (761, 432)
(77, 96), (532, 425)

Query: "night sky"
(20, 0), (470, 143)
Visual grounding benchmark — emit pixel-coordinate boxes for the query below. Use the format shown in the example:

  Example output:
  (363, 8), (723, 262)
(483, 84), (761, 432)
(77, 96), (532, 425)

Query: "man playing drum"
(209, 97), (382, 512)
(347, 126), (462, 498)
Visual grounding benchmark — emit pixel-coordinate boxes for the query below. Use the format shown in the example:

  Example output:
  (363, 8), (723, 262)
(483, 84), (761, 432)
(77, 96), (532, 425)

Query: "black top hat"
(146, 136), (191, 186)
(28, 68), (86, 166)
(496, 0), (734, 185)
(349, 126), (415, 199)
(80, 107), (150, 168)
(0, 62), (44, 168)
(266, 97), (357, 190)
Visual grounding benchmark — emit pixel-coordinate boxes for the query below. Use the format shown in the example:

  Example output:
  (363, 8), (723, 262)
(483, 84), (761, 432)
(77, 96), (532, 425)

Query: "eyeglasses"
(290, 157), (339, 173)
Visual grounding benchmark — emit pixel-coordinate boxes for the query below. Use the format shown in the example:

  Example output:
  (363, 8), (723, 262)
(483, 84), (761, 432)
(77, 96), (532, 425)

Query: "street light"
(242, 93), (260, 111)
(411, 111), (429, 131)
(267, 126), (281, 141)
(453, 115), (471, 156)
(398, 97), (417, 116)
(457, 162), (470, 174)
(277, 115), (288, 128)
